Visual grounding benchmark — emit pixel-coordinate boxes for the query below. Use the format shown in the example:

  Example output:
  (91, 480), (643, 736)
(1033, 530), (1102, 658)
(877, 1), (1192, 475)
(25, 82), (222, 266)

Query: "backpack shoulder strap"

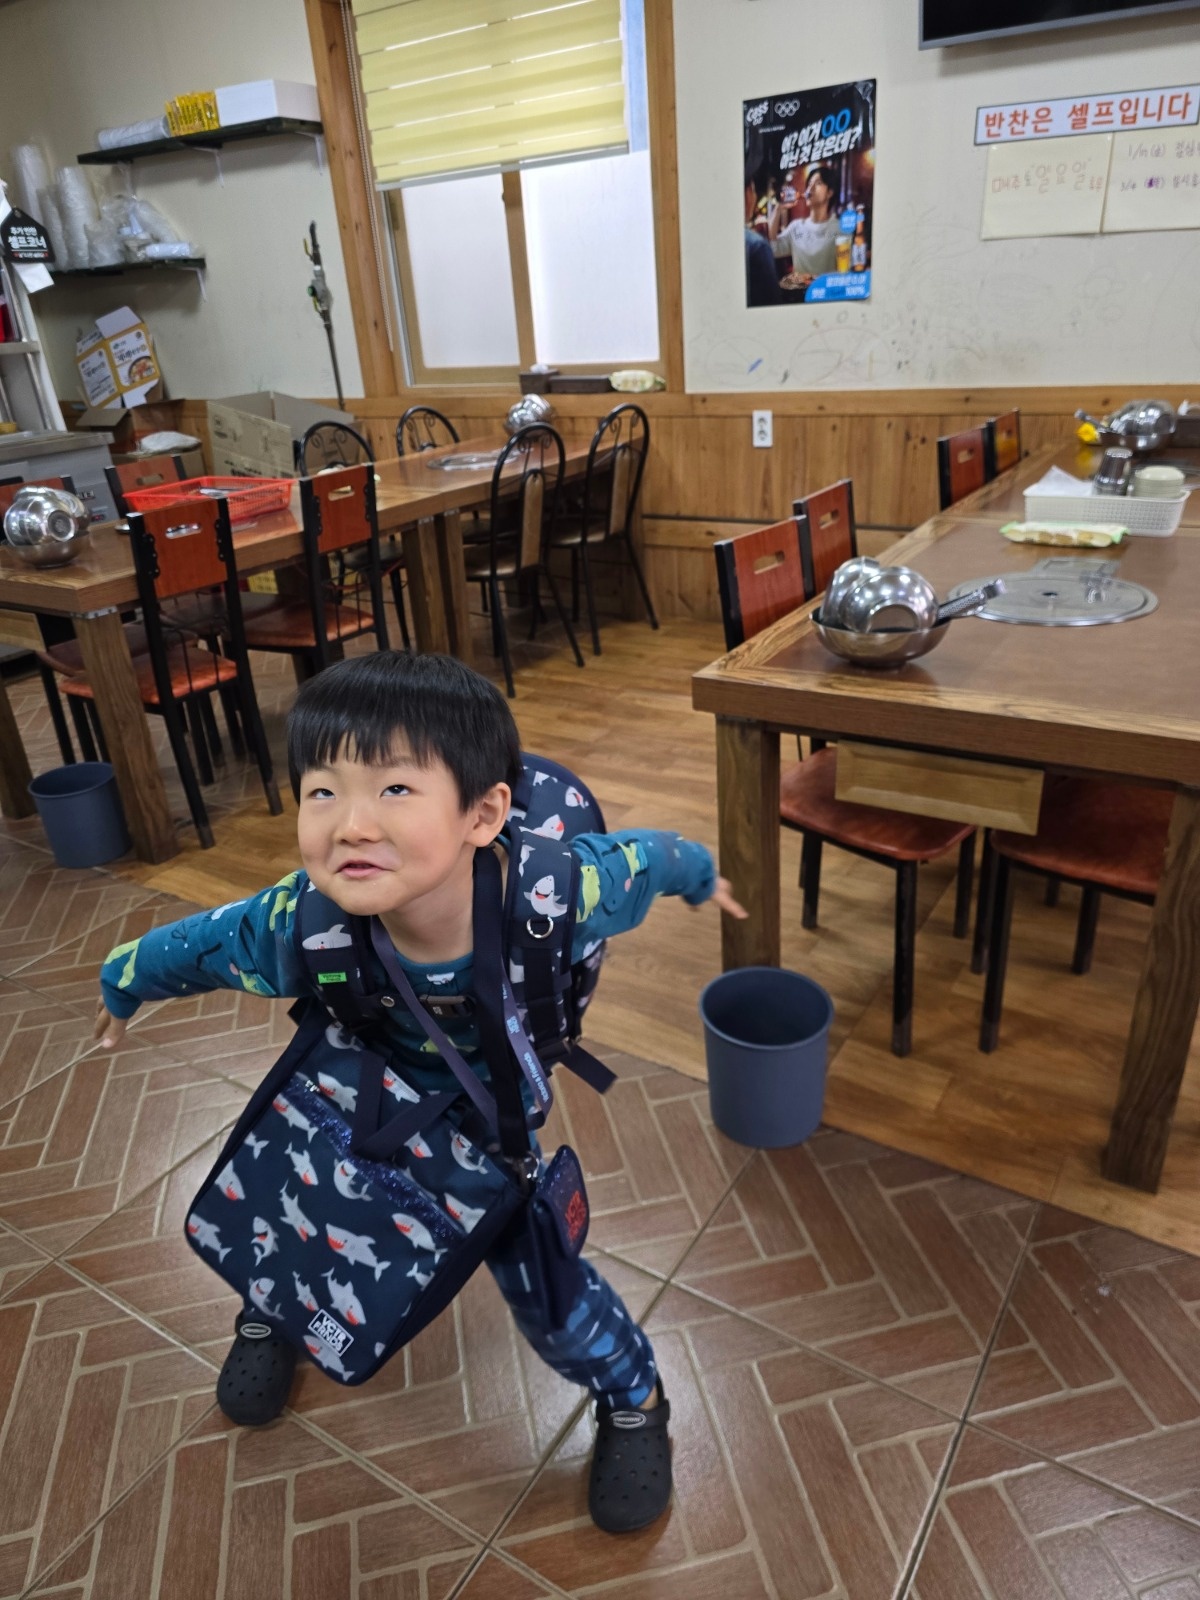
(292, 877), (376, 1027)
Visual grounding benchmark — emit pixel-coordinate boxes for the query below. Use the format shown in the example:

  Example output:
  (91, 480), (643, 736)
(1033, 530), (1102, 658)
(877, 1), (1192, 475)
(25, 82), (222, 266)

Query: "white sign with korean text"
(981, 134), (1112, 239)
(1103, 129), (1200, 232)
(976, 86), (1199, 146)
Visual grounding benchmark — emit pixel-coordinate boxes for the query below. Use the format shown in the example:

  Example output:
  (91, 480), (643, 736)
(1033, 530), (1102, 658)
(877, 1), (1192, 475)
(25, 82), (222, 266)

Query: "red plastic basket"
(123, 475), (293, 526)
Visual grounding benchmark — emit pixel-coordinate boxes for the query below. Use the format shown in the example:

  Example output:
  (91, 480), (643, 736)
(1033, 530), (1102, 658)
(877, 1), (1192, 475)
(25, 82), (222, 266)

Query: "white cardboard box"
(215, 81), (320, 127)
(206, 391), (354, 478)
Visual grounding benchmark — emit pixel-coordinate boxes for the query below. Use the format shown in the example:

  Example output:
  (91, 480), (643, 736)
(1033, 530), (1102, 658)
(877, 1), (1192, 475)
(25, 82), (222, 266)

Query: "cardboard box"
(69, 399), (189, 452)
(206, 392), (354, 478)
(215, 80), (320, 126)
(112, 446), (205, 479)
(75, 306), (162, 408)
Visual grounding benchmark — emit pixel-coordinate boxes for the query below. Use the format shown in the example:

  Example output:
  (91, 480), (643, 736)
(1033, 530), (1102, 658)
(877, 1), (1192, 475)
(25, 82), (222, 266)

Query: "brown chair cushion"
(993, 778), (1173, 897)
(241, 601), (376, 651)
(780, 747), (974, 862)
(60, 645), (237, 707)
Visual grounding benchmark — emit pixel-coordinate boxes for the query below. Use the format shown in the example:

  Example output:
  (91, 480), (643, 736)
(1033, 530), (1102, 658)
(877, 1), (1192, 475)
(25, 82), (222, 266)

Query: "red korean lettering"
(1092, 99), (1114, 126)
(1167, 91), (1194, 121)
(1068, 101), (1091, 131)
(1032, 105), (1053, 134)
(1141, 93), (1165, 123)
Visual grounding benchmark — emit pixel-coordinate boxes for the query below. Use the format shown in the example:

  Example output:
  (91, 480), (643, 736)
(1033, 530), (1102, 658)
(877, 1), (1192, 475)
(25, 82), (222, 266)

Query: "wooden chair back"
(488, 425), (564, 576)
(127, 497), (231, 603)
(299, 421), (373, 475)
(105, 454), (185, 516)
(0, 475), (76, 519)
(396, 405), (459, 456)
(794, 479), (857, 599)
(299, 464), (388, 668)
(714, 518), (807, 650)
(302, 463), (375, 557)
(990, 409), (1022, 474)
(937, 426), (991, 509)
(581, 403), (649, 541)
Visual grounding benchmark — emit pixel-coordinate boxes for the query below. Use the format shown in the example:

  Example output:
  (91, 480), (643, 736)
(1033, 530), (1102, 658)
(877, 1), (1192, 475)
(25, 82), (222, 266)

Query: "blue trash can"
(699, 966), (834, 1148)
(28, 762), (131, 869)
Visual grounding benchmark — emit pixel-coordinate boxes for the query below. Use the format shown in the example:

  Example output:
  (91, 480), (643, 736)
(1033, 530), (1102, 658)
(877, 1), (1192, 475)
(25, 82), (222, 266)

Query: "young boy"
(94, 651), (744, 1535)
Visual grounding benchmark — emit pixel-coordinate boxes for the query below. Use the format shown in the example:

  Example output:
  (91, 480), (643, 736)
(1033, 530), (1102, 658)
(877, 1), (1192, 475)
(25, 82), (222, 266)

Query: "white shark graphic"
(317, 1072), (357, 1112)
(248, 1276), (282, 1317)
(444, 1193), (486, 1233)
(252, 1216), (278, 1264)
(302, 923), (353, 950)
(272, 1094), (316, 1140)
(322, 1270), (367, 1327)
(325, 1223), (390, 1281)
(332, 1159), (371, 1202)
(286, 1143), (320, 1187)
(187, 1214), (230, 1261)
(304, 1336), (352, 1377)
(280, 1186), (317, 1242)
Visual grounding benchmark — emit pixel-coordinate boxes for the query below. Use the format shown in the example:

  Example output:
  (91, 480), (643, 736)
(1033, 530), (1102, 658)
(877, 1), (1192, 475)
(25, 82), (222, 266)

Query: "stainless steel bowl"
(504, 394), (555, 436)
(3, 486), (91, 568)
(812, 614), (950, 668)
(821, 555), (881, 627)
(839, 566), (939, 632)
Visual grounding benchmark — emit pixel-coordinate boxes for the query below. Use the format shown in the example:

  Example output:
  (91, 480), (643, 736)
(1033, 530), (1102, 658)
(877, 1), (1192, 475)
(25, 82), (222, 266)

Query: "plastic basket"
(1023, 490), (1188, 537)
(124, 475), (293, 527)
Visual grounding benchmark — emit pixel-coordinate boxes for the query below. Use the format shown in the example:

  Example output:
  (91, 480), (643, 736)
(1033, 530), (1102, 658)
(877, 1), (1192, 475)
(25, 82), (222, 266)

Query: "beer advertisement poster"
(743, 80), (877, 308)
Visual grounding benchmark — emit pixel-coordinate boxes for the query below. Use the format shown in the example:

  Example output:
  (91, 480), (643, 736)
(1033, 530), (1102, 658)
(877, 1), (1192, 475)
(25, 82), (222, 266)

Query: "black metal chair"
(296, 422), (409, 648)
(299, 421), (373, 475)
(395, 406), (459, 456)
(60, 497), (282, 849)
(240, 464), (391, 680)
(547, 404), (656, 655)
(465, 425), (583, 697)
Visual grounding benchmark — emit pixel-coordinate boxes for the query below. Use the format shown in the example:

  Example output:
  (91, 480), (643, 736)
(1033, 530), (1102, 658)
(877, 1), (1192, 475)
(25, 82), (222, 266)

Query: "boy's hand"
(93, 1004), (127, 1050)
(707, 878), (748, 920)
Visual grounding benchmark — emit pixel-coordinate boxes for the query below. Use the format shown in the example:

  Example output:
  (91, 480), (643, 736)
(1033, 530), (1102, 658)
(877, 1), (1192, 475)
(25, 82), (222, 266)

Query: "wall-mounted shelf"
(48, 257), (208, 299)
(50, 258), (206, 278)
(77, 117), (324, 182)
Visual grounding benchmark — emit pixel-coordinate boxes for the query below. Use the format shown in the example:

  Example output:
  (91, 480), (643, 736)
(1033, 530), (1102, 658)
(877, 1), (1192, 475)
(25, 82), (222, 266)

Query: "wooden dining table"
(0, 433), (593, 862)
(693, 444), (1200, 1195)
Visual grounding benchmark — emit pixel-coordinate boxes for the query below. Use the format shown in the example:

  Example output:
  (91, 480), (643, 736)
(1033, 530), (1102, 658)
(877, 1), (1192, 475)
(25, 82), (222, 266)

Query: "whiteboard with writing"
(1103, 130), (1200, 232)
(981, 134), (1112, 238)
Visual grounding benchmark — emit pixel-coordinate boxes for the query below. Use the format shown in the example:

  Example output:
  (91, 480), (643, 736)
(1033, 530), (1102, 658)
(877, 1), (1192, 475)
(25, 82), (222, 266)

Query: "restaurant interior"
(2, 0), (1200, 1594)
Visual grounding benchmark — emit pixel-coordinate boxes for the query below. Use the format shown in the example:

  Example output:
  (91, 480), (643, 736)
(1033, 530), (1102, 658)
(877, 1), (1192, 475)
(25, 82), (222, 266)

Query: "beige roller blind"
(350, 0), (629, 186)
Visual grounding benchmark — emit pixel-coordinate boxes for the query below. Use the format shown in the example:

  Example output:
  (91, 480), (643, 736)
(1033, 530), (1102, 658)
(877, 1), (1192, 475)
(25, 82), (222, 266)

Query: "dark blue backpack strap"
(292, 878), (377, 1027)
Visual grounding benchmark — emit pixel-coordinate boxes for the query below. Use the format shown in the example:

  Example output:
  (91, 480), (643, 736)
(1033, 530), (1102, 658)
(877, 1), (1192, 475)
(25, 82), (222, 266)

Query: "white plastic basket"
(1022, 491), (1188, 537)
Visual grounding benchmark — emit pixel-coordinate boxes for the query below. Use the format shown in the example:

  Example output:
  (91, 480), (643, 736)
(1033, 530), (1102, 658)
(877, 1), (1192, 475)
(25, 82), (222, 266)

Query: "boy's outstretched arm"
(94, 872), (308, 1048)
(570, 830), (745, 953)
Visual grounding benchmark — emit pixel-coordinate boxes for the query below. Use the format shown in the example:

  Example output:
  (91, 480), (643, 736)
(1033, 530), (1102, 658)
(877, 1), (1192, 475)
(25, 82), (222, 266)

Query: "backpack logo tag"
(308, 1309), (354, 1355)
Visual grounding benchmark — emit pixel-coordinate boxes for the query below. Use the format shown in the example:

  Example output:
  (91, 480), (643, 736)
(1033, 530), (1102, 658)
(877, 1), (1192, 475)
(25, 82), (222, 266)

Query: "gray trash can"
(28, 762), (131, 869)
(700, 966), (834, 1148)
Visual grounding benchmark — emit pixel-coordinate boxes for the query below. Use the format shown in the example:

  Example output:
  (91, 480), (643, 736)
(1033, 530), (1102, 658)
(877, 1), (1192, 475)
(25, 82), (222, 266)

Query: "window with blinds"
(351, 0), (630, 186)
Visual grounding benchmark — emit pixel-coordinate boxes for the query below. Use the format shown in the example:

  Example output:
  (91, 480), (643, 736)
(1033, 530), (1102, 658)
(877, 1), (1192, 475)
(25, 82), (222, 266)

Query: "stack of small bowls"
(813, 557), (951, 667)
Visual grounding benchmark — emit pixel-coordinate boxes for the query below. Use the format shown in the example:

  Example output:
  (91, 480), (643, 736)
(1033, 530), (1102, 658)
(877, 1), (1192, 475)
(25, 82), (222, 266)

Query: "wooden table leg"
(436, 510), (475, 669)
(1102, 787), (1200, 1191)
(400, 517), (451, 656)
(73, 610), (177, 863)
(0, 678), (34, 818)
(715, 714), (780, 970)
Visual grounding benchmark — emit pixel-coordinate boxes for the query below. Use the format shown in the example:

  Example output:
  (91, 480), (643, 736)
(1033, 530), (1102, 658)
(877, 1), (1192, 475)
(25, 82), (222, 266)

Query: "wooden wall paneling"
(304, 0), (399, 397)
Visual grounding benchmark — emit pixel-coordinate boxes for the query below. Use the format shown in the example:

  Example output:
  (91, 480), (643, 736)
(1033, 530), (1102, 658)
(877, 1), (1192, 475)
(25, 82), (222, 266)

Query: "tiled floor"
(0, 836), (1198, 1596)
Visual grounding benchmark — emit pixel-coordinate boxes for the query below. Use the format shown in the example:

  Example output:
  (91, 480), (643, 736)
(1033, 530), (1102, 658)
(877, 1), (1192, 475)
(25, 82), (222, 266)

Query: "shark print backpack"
(183, 755), (609, 1386)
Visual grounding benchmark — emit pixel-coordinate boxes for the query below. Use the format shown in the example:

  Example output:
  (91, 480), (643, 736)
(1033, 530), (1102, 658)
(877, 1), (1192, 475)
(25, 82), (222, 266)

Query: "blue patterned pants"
(485, 1222), (658, 1409)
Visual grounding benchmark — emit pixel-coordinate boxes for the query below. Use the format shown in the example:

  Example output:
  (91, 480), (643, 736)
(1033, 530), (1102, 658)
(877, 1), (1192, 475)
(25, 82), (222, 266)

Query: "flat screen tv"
(921, 0), (1200, 47)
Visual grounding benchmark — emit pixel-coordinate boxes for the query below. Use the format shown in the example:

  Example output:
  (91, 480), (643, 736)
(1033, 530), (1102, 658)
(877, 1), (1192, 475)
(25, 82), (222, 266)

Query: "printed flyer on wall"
(743, 80), (876, 307)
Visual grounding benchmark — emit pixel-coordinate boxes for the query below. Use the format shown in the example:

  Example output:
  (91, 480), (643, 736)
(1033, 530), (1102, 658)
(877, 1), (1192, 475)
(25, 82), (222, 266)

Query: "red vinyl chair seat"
(60, 644), (238, 707)
(992, 779), (1172, 898)
(781, 748), (974, 862)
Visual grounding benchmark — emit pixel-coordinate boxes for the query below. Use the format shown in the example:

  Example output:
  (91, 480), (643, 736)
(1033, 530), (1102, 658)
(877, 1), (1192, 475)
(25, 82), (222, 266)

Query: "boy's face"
(296, 743), (509, 921)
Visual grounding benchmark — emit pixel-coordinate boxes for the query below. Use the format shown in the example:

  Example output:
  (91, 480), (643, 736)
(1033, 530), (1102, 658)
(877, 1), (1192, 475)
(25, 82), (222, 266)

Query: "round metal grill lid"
(947, 559), (1157, 626)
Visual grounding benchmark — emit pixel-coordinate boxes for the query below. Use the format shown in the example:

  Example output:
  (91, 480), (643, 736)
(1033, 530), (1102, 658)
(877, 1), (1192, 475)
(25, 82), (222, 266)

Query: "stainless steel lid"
(946, 558), (1157, 626)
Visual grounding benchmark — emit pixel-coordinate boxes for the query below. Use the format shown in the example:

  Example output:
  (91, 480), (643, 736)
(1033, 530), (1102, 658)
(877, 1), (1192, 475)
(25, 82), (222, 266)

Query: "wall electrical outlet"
(752, 410), (773, 448)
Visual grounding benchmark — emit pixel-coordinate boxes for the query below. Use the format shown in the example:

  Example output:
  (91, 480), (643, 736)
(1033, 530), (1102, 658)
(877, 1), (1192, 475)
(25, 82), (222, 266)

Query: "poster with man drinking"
(744, 80), (877, 307)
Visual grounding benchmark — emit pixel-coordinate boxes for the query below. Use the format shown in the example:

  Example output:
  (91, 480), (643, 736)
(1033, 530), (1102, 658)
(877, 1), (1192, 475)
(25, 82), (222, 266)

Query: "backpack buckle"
(525, 916), (556, 941)
(418, 992), (475, 1020)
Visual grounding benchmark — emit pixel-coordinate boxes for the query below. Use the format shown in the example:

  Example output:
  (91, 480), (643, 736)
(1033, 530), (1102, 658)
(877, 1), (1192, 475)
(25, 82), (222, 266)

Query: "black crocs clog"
(588, 1380), (672, 1534)
(216, 1313), (297, 1426)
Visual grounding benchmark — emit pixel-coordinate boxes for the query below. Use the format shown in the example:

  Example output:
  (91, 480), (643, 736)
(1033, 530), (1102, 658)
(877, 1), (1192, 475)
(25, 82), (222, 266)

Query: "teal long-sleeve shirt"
(99, 830), (714, 1095)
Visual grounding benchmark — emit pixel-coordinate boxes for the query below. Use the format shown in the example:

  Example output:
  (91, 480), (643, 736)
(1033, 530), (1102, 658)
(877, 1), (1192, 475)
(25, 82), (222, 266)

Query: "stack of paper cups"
(56, 166), (99, 269)
(10, 144), (50, 222)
